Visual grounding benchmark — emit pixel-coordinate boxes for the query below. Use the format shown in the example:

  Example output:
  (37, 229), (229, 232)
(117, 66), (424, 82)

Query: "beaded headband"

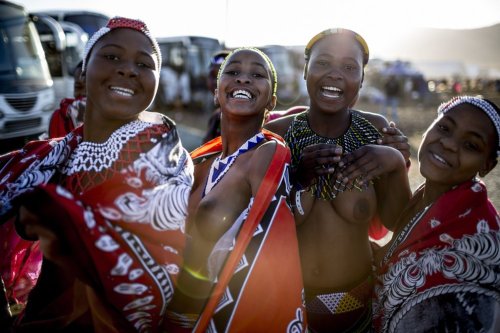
(438, 95), (500, 157)
(217, 47), (278, 97)
(304, 28), (369, 79)
(82, 16), (162, 72)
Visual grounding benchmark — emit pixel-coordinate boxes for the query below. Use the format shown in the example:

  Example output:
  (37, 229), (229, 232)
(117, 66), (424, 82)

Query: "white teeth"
(111, 86), (134, 96)
(322, 86), (342, 92)
(432, 153), (448, 165)
(232, 89), (252, 99)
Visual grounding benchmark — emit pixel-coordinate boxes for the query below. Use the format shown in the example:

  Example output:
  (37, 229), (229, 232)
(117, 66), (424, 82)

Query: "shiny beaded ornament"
(203, 132), (265, 196)
(82, 16), (162, 71)
(61, 120), (153, 174)
(285, 110), (381, 200)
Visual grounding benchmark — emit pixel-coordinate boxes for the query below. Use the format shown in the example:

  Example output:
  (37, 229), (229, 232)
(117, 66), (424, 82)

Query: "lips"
(321, 85), (343, 98)
(110, 86), (135, 97)
(429, 150), (452, 168)
(230, 89), (253, 100)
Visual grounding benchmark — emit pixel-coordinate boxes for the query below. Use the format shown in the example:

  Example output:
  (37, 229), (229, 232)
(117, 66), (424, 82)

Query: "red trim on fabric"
(193, 135), (290, 333)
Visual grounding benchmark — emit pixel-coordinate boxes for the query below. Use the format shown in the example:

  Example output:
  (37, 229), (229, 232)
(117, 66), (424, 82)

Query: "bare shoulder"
(264, 115), (295, 137)
(252, 139), (278, 166)
(246, 140), (278, 188)
(356, 109), (389, 131)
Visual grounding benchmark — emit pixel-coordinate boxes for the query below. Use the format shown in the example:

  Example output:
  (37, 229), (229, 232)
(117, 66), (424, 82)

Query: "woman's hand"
(336, 145), (406, 186)
(378, 122), (411, 166)
(293, 143), (343, 188)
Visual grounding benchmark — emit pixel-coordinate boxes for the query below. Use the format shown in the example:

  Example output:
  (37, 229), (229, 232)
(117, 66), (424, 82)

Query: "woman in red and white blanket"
(0, 17), (193, 332)
(371, 96), (500, 332)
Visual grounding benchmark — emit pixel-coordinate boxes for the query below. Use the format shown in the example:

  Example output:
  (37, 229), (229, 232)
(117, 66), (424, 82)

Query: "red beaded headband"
(82, 16), (162, 72)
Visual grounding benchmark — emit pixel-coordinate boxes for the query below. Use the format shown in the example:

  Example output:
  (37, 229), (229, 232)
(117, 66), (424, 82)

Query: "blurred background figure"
(160, 62), (191, 109)
(47, 60), (86, 138)
(202, 49), (230, 143)
(382, 74), (401, 122)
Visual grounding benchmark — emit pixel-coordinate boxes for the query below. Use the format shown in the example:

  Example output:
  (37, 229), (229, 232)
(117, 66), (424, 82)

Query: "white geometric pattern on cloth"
(61, 120), (154, 174)
(317, 292), (363, 314)
(203, 132), (265, 196)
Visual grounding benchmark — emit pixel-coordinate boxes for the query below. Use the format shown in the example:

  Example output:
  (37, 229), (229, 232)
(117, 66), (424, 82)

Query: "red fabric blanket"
(0, 117), (193, 332)
(374, 180), (500, 332)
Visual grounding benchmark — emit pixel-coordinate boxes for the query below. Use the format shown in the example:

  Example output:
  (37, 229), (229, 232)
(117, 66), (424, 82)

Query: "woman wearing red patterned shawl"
(265, 28), (411, 332)
(372, 96), (500, 332)
(0, 17), (193, 332)
(164, 48), (306, 332)
(47, 60), (86, 138)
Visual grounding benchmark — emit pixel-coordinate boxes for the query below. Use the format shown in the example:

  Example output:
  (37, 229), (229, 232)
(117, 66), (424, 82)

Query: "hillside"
(382, 24), (500, 77)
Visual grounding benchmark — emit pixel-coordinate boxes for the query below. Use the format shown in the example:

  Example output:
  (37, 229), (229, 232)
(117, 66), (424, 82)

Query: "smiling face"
(84, 28), (159, 125)
(305, 33), (364, 114)
(215, 49), (276, 120)
(418, 103), (497, 192)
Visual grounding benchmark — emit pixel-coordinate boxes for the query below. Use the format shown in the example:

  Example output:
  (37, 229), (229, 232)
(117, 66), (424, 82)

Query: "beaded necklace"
(61, 120), (152, 175)
(203, 132), (265, 197)
(284, 110), (381, 200)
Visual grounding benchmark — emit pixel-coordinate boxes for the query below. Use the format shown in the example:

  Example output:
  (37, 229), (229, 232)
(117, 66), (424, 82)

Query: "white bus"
(0, 0), (55, 144)
(31, 10), (109, 103)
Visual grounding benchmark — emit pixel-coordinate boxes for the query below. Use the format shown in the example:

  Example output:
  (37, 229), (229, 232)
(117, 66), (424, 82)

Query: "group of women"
(0, 16), (499, 333)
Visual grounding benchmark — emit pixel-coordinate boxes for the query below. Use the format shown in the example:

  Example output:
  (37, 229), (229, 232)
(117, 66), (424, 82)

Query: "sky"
(13, 0), (500, 59)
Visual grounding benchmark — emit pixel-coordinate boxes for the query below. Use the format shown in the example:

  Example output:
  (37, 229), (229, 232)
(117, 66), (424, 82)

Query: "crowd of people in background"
(1, 14), (499, 333)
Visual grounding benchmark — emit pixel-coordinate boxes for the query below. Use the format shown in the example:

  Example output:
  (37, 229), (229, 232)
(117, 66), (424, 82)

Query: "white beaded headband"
(438, 95), (500, 157)
(82, 16), (162, 72)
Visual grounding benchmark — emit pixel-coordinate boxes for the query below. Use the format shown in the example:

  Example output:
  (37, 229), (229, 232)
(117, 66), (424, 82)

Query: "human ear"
(303, 62), (308, 80)
(214, 89), (220, 107)
(479, 158), (497, 177)
(267, 95), (277, 112)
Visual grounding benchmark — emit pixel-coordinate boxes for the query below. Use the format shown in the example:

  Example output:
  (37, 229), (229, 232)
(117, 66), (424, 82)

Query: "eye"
(105, 54), (119, 61)
(224, 70), (238, 76)
(252, 72), (265, 78)
(345, 64), (356, 71)
(463, 141), (481, 152)
(437, 123), (449, 133)
(137, 61), (154, 69)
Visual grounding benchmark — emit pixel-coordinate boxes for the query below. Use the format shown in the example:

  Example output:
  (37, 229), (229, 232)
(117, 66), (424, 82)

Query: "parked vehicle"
(31, 10), (109, 103)
(0, 0), (55, 142)
(156, 36), (223, 112)
(260, 45), (308, 108)
(32, 10), (109, 36)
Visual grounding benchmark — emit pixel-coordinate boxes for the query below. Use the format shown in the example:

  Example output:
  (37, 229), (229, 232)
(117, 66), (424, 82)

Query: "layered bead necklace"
(203, 132), (265, 197)
(285, 110), (381, 200)
(61, 120), (152, 175)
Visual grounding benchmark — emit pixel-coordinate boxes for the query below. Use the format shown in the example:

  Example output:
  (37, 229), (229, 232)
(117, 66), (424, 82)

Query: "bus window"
(0, 11), (52, 92)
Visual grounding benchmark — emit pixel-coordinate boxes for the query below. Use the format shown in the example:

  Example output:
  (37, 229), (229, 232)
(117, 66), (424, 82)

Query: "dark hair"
(73, 60), (84, 75)
(210, 50), (231, 67)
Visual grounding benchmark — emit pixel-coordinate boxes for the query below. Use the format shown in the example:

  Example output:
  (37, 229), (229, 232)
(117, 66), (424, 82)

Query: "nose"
(440, 136), (458, 152)
(236, 73), (251, 84)
(328, 68), (342, 79)
(117, 61), (138, 77)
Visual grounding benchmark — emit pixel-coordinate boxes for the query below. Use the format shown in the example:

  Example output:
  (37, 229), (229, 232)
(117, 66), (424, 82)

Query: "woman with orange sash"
(165, 47), (306, 332)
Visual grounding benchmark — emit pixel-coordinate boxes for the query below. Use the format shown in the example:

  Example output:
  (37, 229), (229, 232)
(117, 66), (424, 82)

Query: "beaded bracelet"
(295, 189), (306, 215)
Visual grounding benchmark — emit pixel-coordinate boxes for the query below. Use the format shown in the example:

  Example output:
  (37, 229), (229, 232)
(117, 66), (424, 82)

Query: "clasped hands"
(293, 123), (410, 190)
